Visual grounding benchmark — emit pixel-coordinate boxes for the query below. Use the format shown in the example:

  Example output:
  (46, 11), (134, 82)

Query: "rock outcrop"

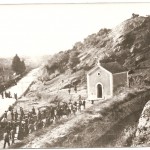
(132, 100), (150, 147)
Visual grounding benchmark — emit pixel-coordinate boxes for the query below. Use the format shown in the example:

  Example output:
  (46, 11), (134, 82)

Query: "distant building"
(132, 13), (139, 18)
(87, 61), (128, 100)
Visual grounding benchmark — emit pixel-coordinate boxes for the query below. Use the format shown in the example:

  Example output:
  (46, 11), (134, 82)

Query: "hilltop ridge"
(36, 15), (150, 89)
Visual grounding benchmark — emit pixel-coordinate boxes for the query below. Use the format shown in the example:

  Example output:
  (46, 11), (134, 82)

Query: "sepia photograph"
(0, 0), (150, 149)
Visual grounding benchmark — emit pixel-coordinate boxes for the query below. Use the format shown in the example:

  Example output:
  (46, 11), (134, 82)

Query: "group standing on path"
(0, 91), (18, 100)
(0, 97), (86, 148)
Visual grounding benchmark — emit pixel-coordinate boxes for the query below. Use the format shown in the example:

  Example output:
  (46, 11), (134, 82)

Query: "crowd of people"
(0, 97), (86, 148)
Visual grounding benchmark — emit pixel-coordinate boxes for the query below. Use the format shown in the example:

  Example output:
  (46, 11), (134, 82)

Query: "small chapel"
(87, 61), (129, 100)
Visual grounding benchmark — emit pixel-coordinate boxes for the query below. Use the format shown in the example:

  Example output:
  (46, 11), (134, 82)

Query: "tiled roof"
(101, 61), (128, 74)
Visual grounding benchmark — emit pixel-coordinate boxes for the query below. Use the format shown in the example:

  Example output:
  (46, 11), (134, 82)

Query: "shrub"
(68, 51), (80, 70)
(36, 92), (42, 100)
(46, 51), (69, 74)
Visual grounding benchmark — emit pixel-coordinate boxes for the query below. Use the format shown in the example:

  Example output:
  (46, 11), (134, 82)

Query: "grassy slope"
(10, 87), (150, 148)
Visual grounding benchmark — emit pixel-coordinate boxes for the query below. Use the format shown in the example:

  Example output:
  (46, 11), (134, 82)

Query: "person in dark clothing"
(13, 121), (17, 134)
(68, 88), (71, 94)
(74, 85), (77, 93)
(27, 112), (31, 118)
(79, 100), (82, 107)
(68, 99), (72, 107)
(10, 121), (14, 131)
(82, 100), (86, 109)
(37, 120), (43, 129)
(19, 107), (22, 111)
(46, 117), (52, 126)
(28, 122), (34, 133)
(4, 111), (7, 119)
(19, 116), (23, 122)
(8, 105), (13, 111)
(77, 102), (81, 112)
(74, 101), (77, 106)
(1, 92), (4, 99)
(24, 123), (29, 137)
(14, 110), (18, 121)
(11, 110), (14, 121)
(38, 110), (42, 121)
(32, 106), (36, 115)
(78, 95), (81, 100)
(8, 91), (12, 98)
(43, 110), (47, 119)
(10, 129), (15, 144)
(5, 91), (7, 98)
(5, 123), (11, 134)
(29, 117), (34, 124)
(129, 76), (134, 88)
(20, 108), (24, 119)
(25, 117), (29, 125)
(50, 107), (55, 120)
(16, 93), (18, 100)
(40, 120), (43, 129)
(64, 103), (68, 110)
(14, 93), (18, 100)
(3, 131), (10, 148)
(18, 123), (24, 140)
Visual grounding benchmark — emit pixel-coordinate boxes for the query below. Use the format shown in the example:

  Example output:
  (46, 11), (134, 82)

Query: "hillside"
(10, 87), (150, 148)
(25, 15), (150, 101)
(35, 16), (150, 89)
(9, 15), (150, 148)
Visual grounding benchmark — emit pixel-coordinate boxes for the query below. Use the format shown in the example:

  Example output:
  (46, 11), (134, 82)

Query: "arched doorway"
(97, 84), (102, 98)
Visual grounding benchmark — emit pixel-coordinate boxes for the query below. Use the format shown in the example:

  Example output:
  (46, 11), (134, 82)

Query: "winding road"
(0, 68), (40, 118)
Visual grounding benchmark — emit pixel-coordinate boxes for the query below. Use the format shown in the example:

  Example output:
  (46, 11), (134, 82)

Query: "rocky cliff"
(132, 100), (150, 147)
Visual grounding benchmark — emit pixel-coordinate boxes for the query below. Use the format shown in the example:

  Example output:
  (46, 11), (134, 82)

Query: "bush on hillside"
(35, 92), (42, 100)
(122, 33), (135, 49)
(46, 51), (69, 74)
(82, 64), (93, 71)
(73, 42), (84, 51)
(68, 51), (80, 71)
(98, 28), (111, 35)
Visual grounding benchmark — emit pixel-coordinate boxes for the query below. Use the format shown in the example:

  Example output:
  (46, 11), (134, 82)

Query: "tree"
(20, 60), (26, 74)
(46, 51), (69, 74)
(11, 54), (26, 75)
(68, 51), (80, 70)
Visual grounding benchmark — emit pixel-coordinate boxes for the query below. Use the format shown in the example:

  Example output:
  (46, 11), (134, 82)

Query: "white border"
(0, 2), (148, 150)
(0, 0), (149, 4)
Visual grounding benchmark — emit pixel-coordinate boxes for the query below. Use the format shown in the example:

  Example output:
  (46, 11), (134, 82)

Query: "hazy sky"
(0, 2), (150, 57)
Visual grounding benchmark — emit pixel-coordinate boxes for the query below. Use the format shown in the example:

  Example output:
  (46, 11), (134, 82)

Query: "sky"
(0, 2), (150, 57)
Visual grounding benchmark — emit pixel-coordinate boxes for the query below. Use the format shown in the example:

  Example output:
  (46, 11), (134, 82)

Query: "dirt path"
(19, 88), (149, 148)
(0, 68), (40, 148)
(22, 112), (88, 148)
(9, 100), (95, 149)
(0, 97), (94, 149)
